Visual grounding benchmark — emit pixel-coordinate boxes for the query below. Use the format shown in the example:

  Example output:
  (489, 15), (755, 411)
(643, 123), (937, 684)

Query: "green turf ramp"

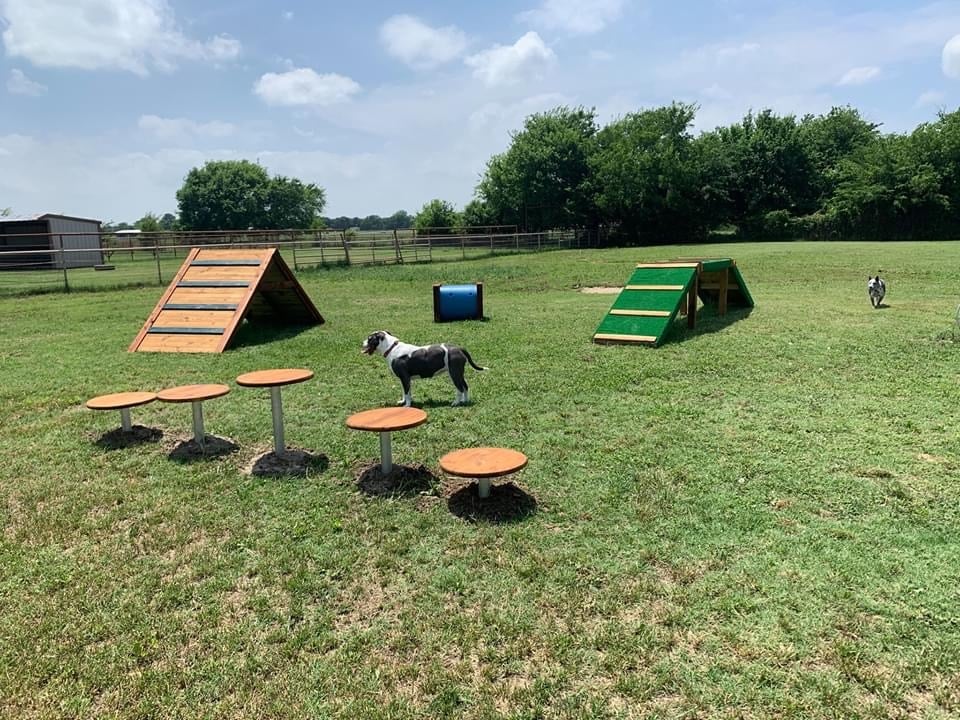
(592, 263), (699, 346)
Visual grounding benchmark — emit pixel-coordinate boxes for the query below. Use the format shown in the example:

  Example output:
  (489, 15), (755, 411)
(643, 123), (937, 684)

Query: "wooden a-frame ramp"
(129, 247), (324, 353)
(593, 258), (753, 347)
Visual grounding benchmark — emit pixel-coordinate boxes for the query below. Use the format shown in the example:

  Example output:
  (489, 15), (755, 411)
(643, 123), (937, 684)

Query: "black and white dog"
(867, 275), (886, 308)
(361, 330), (488, 407)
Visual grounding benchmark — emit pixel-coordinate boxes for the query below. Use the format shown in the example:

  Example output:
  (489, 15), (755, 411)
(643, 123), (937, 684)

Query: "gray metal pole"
(270, 386), (284, 455)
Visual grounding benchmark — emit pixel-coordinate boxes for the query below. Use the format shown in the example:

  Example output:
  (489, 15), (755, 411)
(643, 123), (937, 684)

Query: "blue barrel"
(434, 283), (483, 322)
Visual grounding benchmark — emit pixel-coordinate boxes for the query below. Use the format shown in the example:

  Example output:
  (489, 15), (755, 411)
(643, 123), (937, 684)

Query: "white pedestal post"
(120, 408), (132, 432)
(269, 386), (285, 455)
(191, 401), (205, 447)
(379, 431), (393, 475)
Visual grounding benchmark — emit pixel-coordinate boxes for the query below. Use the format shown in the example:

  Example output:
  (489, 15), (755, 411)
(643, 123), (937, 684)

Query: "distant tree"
(414, 199), (460, 234)
(460, 199), (496, 229)
(386, 210), (413, 230)
(359, 214), (384, 231)
(135, 212), (161, 232)
(1, 207), (10, 217)
(176, 160), (326, 230)
(159, 212), (178, 231)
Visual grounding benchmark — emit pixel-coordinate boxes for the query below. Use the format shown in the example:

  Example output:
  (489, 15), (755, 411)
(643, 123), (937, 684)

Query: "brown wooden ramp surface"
(129, 247), (324, 353)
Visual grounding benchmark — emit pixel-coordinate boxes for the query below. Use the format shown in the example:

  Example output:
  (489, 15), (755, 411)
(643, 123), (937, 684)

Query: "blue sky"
(1, 0), (959, 223)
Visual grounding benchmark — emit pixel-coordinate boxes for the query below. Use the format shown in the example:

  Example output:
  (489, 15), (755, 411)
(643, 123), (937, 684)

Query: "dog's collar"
(383, 340), (400, 358)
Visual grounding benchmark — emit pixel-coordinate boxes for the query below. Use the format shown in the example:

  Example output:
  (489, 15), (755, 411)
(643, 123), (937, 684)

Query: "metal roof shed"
(0, 213), (104, 269)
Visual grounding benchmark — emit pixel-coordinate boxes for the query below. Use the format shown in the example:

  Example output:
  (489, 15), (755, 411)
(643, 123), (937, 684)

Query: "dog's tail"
(463, 349), (488, 371)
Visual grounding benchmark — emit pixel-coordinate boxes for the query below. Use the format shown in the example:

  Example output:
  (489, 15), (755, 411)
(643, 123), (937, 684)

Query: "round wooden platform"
(157, 384), (230, 403)
(86, 391), (157, 410)
(346, 407), (428, 432)
(439, 447), (528, 478)
(236, 368), (314, 387)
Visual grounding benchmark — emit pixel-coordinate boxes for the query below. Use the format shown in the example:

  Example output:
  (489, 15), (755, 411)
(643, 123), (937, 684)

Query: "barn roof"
(0, 213), (102, 224)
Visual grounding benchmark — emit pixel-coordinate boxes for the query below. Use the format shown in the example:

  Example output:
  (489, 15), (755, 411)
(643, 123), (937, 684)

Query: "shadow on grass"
(355, 461), (439, 497)
(446, 480), (537, 523)
(247, 449), (329, 477)
(229, 321), (318, 350)
(94, 425), (163, 450)
(168, 435), (240, 463)
(663, 306), (754, 346)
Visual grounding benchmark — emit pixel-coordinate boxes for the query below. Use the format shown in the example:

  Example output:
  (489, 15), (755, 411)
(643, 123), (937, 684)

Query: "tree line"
(462, 103), (960, 242)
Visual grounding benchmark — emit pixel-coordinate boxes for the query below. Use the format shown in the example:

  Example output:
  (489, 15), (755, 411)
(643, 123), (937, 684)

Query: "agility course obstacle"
(129, 247), (324, 353)
(592, 258), (753, 347)
(433, 282), (484, 322)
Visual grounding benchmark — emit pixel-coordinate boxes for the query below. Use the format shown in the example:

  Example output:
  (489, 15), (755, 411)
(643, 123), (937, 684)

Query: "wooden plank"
(182, 266), (262, 281)
(593, 333), (658, 343)
(634, 262), (701, 269)
(718, 268), (729, 316)
(177, 280), (250, 288)
(137, 333), (223, 353)
(167, 287), (248, 304)
(624, 284), (686, 291)
(194, 248), (271, 261)
(608, 309), (672, 317)
(154, 310), (234, 327)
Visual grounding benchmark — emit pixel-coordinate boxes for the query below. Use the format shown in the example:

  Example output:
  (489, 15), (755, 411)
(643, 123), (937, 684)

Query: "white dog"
(868, 275), (886, 308)
(361, 330), (488, 407)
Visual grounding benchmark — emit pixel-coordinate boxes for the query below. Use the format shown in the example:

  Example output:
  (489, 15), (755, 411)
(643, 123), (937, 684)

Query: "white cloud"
(837, 65), (881, 86)
(589, 50), (614, 62)
(0, 0), (240, 75)
(716, 42), (760, 61)
(138, 115), (236, 140)
(943, 34), (960, 79)
(253, 68), (361, 107)
(6, 68), (46, 96)
(379, 15), (467, 69)
(915, 90), (945, 107)
(519, 0), (626, 35)
(465, 32), (555, 87)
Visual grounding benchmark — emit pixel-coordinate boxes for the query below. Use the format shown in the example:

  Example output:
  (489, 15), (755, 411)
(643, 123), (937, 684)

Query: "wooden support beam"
(718, 268), (729, 316)
(687, 274), (698, 329)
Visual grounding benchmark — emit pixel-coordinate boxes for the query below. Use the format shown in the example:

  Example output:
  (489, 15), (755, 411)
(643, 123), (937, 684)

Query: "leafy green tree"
(135, 213), (161, 232)
(176, 160), (325, 230)
(799, 106), (880, 204)
(460, 199), (497, 229)
(708, 110), (818, 234)
(414, 199), (460, 234)
(477, 106), (598, 231)
(590, 103), (710, 242)
(158, 212), (178, 231)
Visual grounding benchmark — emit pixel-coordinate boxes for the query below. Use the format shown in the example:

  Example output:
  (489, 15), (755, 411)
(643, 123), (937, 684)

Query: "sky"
(1, 0), (959, 223)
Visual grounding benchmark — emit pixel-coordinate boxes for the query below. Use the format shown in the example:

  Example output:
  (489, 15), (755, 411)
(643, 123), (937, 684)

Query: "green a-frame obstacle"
(593, 258), (754, 347)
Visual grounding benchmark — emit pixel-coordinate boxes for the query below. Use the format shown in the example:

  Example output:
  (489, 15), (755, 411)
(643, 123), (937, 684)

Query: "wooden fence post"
(393, 229), (402, 264)
(341, 232), (351, 266)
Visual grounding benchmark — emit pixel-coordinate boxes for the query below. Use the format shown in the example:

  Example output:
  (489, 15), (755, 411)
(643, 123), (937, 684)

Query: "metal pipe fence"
(0, 228), (600, 296)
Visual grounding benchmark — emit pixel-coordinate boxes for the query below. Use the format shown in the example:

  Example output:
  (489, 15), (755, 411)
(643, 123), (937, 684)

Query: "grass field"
(2, 241), (959, 719)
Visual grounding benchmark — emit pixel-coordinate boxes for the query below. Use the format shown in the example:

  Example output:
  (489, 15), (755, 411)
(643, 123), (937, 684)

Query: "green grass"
(2, 241), (960, 718)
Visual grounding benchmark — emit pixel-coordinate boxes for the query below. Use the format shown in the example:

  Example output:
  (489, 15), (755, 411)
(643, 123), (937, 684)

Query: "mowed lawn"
(1, 241), (959, 719)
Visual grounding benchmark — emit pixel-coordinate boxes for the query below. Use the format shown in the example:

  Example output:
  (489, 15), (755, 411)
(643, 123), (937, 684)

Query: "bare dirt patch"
(166, 433), (240, 462)
(354, 461), (439, 497)
(244, 449), (329, 477)
(444, 479), (537, 523)
(93, 424), (163, 450)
